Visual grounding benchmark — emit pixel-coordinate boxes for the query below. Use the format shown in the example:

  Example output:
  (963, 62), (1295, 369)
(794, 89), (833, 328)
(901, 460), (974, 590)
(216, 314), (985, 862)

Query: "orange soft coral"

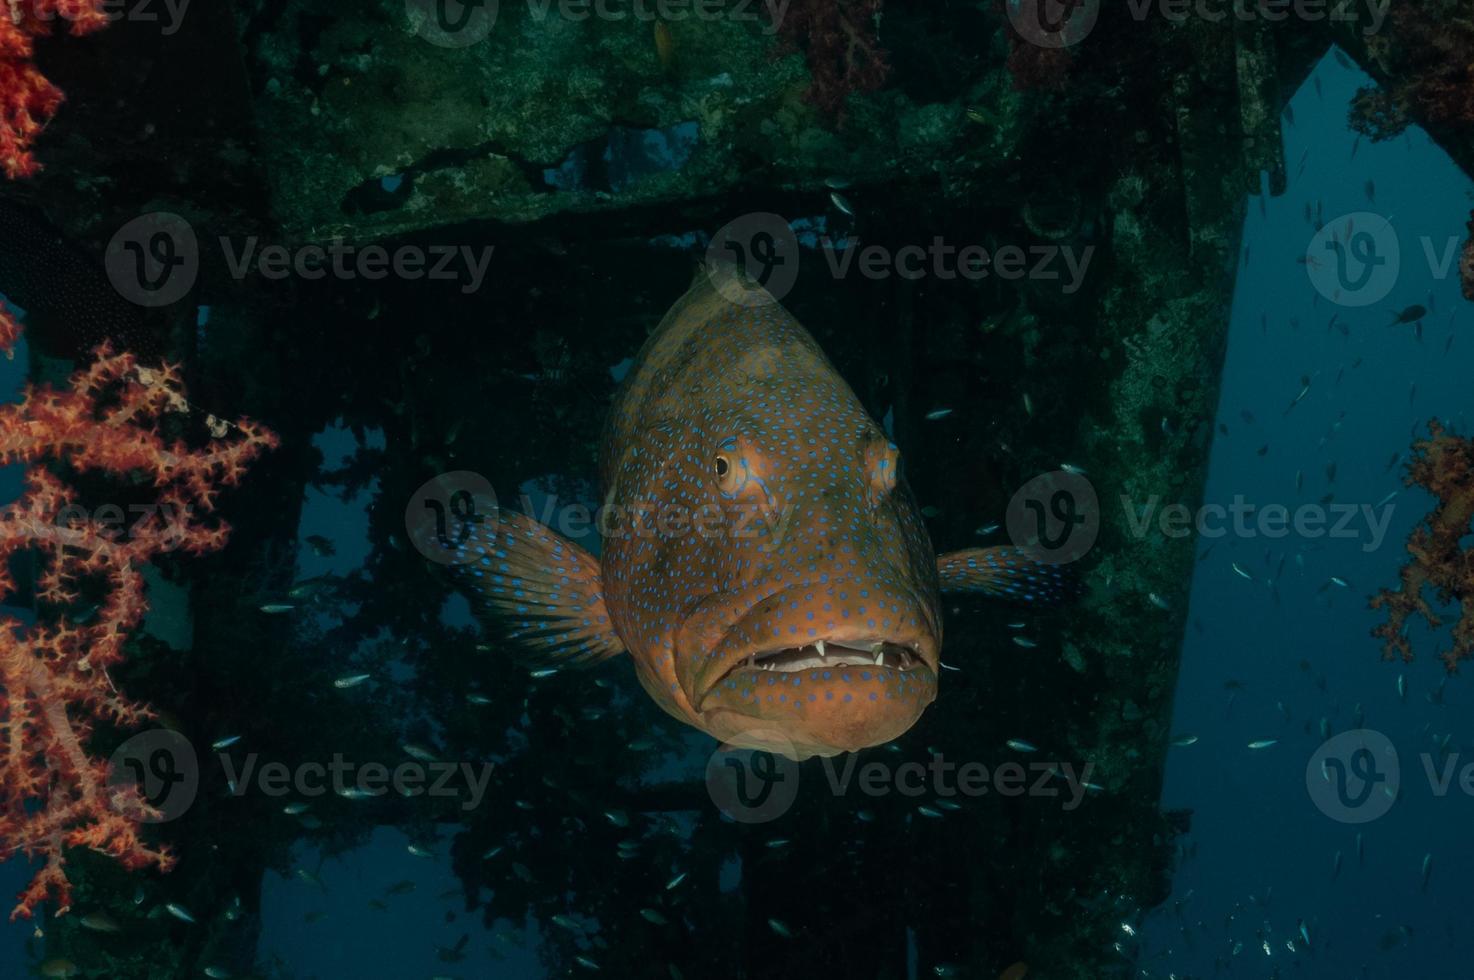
(1369, 420), (1474, 670)
(0, 324), (277, 919)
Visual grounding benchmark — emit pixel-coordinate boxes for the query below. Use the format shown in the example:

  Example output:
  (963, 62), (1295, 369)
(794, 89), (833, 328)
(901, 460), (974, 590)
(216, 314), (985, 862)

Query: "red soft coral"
(1349, 3), (1474, 141)
(771, 0), (890, 118)
(0, 0), (110, 178)
(1369, 420), (1474, 670)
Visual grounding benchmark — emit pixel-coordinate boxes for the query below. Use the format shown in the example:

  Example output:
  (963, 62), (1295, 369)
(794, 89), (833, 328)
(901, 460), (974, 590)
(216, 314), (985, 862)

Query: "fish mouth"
(675, 583), (941, 718)
(694, 631), (940, 758)
(694, 634), (937, 712)
(726, 639), (923, 677)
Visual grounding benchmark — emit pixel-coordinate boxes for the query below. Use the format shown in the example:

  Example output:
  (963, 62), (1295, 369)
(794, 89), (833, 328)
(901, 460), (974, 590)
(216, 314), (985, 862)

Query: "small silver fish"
(1247, 739), (1278, 750)
(164, 902), (196, 924)
(1006, 739), (1038, 752)
(1171, 734), (1199, 747)
(1011, 636), (1037, 649)
(924, 408), (953, 421)
(1231, 563), (1252, 580)
(258, 603), (295, 614)
(78, 912), (122, 933)
(210, 735), (242, 750)
(829, 191), (854, 216)
(333, 673), (371, 689)
(1147, 592), (1170, 610)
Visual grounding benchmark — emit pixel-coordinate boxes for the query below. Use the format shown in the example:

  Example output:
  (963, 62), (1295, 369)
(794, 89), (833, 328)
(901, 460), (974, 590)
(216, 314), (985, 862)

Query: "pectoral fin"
(936, 547), (1071, 603)
(453, 510), (626, 667)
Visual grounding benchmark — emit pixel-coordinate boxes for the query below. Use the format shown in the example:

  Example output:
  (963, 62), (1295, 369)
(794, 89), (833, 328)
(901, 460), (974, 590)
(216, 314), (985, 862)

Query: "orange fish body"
(457, 265), (1063, 759)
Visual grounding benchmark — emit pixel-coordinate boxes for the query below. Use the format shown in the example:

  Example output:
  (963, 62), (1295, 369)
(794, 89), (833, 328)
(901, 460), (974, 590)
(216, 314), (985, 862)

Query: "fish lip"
(694, 634), (939, 712)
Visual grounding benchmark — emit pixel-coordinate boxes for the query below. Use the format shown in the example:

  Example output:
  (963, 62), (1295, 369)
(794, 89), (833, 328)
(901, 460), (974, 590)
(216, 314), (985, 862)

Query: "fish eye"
(713, 452), (742, 493)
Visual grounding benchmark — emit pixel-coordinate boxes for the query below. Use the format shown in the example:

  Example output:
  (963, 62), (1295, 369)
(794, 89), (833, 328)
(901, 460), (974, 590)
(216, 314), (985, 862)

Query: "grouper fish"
(455, 264), (1064, 760)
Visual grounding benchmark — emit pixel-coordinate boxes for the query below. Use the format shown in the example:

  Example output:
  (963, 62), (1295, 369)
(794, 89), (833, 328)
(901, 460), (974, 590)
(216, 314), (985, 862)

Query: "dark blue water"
(1143, 51), (1474, 978)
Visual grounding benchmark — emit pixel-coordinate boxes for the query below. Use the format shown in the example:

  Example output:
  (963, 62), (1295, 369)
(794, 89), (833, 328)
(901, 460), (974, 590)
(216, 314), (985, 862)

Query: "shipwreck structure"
(2, 0), (1472, 976)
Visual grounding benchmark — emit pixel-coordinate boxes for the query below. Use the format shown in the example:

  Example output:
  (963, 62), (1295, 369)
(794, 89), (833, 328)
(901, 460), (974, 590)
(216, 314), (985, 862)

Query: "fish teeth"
(874, 649), (884, 665)
(814, 639), (825, 657)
